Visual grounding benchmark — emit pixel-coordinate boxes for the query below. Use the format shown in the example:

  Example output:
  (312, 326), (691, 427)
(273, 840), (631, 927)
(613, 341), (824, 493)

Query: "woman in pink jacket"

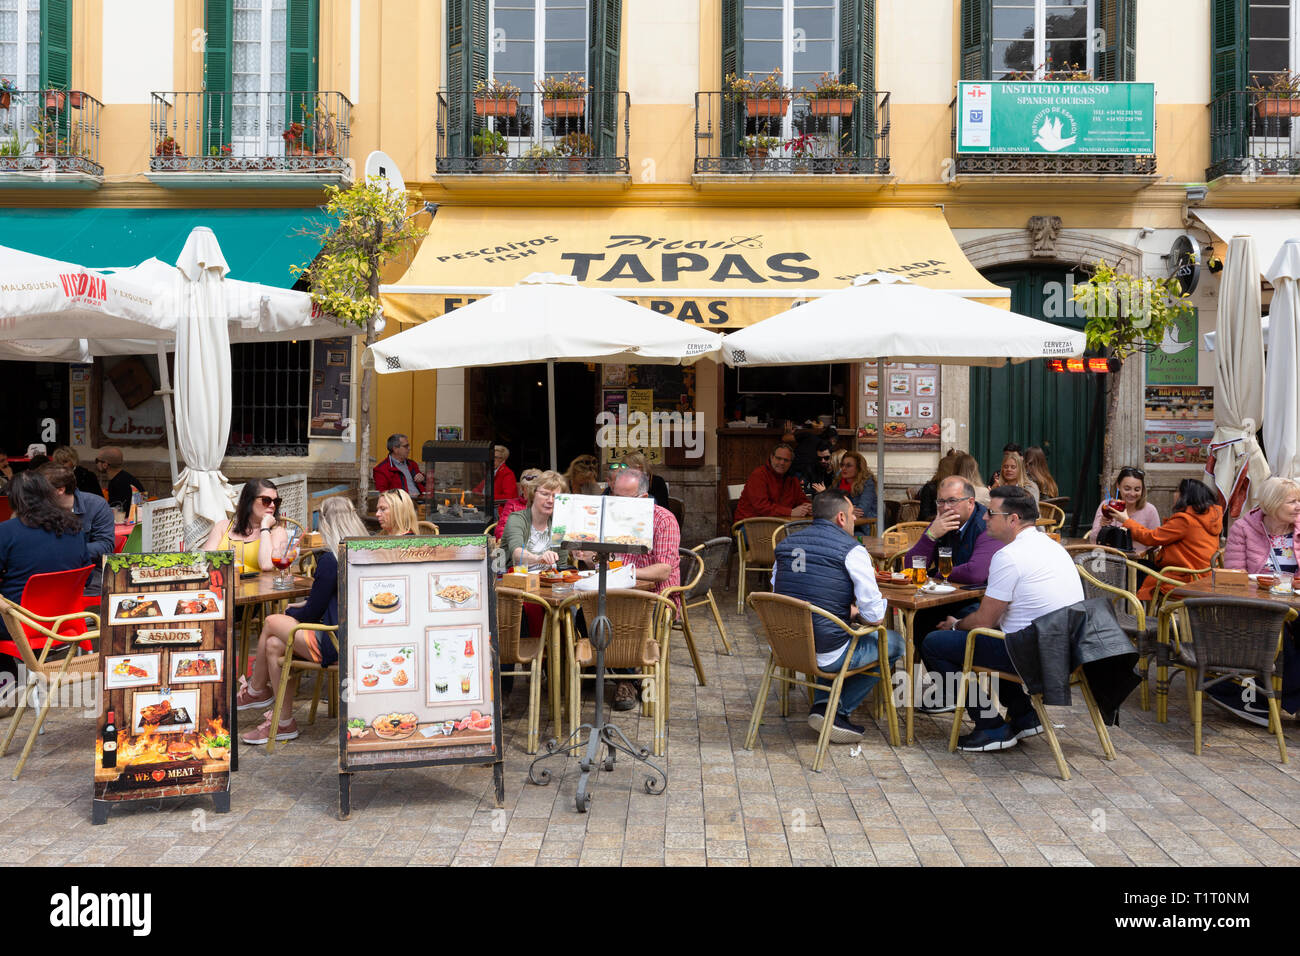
(1223, 477), (1300, 573)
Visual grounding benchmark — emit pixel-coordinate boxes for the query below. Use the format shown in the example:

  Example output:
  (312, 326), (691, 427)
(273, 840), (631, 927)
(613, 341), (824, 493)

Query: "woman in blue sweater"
(835, 451), (878, 523)
(238, 496), (368, 745)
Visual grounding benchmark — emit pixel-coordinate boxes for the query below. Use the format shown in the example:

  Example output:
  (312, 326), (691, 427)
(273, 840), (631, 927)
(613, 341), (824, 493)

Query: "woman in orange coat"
(1103, 478), (1222, 600)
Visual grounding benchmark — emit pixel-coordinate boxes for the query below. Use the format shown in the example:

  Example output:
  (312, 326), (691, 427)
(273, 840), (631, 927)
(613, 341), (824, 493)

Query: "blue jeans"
(815, 630), (905, 717)
(920, 628), (1032, 732)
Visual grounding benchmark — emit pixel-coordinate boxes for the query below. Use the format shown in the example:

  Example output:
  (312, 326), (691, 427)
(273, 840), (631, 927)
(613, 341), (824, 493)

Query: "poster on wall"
(860, 362), (940, 444)
(1144, 385), (1214, 465)
(93, 552), (236, 825)
(95, 356), (168, 447)
(310, 337), (353, 439)
(1145, 309), (1199, 385)
(339, 536), (503, 818)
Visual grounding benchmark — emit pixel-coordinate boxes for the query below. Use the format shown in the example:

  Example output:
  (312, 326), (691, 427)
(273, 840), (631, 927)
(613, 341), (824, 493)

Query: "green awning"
(0, 208), (329, 288)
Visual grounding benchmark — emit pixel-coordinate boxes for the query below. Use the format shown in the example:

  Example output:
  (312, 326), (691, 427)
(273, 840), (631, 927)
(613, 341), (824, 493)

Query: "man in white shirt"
(771, 491), (903, 744)
(920, 485), (1084, 752)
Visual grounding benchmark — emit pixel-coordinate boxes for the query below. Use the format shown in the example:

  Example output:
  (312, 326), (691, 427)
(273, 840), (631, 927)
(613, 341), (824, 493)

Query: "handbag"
(1096, 525), (1133, 552)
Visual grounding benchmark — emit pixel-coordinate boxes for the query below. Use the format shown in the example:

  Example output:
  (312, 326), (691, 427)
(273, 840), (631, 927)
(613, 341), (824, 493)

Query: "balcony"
(436, 89), (630, 183)
(0, 89), (104, 187)
(693, 91), (891, 182)
(949, 98), (1156, 181)
(1208, 90), (1300, 181)
(147, 91), (353, 188)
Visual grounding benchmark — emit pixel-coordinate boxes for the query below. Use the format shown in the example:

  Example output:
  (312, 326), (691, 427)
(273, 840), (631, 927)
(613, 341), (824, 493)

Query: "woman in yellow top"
(203, 479), (289, 572)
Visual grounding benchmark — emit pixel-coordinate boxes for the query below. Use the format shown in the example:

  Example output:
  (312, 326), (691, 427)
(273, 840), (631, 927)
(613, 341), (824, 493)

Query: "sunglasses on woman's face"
(256, 495), (280, 508)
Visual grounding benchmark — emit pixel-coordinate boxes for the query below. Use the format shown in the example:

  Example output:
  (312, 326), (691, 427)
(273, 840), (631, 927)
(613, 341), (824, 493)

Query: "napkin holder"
(501, 571), (539, 592)
(882, 531), (907, 549)
(1213, 569), (1248, 587)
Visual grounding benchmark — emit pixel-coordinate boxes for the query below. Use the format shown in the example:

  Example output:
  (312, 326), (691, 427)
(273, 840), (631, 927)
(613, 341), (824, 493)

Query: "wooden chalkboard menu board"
(92, 551), (235, 824)
(338, 536), (503, 818)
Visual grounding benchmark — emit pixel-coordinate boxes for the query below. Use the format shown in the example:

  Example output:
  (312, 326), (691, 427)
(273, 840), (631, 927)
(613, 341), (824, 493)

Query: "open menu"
(549, 494), (655, 550)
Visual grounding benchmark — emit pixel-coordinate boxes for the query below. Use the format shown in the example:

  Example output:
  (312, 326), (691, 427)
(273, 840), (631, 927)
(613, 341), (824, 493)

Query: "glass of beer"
(937, 548), (953, 584)
(911, 556), (928, 587)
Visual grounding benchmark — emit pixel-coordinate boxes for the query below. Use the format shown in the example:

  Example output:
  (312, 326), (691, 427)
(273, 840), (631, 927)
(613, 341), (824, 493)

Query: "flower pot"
(566, 155), (587, 173)
(1256, 97), (1300, 117)
(44, 90), (65, 111)
(809, 98), (854, 117)
(475, 96), (519, 117)
(745, 148), (768, 172)
(542, 97), (584, 119)
(744, 97), (789, 118)
(0, 91), (9, 110)
(68, 91), (84, 109)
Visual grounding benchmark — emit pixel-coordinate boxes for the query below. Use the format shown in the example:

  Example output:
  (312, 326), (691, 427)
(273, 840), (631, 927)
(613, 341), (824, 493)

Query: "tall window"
(991, 0), (1093, 79)
(228, 341), (310, 456)
(743, 0), (837, 91)
(489, 0), (587, 91)
(231, 0), (287, 156)
(1248, 0), (1292, 82)
(0, 0), (39, 92)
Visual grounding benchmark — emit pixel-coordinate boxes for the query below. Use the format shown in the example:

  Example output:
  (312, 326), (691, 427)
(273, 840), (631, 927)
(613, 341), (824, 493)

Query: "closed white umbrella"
(722, 273), (1086, 523)
(170, 228), (237, 535)
(1206, 235), (1270, 515)
(1264, 239), (1300, 480)
(367, 272), (723, 469)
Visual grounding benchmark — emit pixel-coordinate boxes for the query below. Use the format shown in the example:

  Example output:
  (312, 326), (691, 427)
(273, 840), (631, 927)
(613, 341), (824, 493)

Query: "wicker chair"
(559, 589), (676, 756)
(896, 499), (921, 523)
(416, 520), (440, 535)
(0, 596), (101, 780)
(771, 519), (812, 548)
(881, 521), (930, 548)
(266, 623), (338, 755)
(945, 624), (1117, 781)
(744, 592), (898, 772)
(661, 550), (707, 688)
(1071, 550), (1154, 710)
(495, 586), (555, 754)
(1037, 501), (1066, 532)
(732, 517), (787, 614)
(1158, 596), (1298, 763)
(679, 538), (734, 656)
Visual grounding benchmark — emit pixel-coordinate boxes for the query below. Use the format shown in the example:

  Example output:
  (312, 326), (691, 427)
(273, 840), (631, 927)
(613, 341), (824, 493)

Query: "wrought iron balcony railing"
(436, 90), (630, 174)
(149, 91), (351, 174)
(693, 90), (890, 174)
(1208, 90), (1300, 179)
(948, 98), (1156, 175)
(0, 88), (103, 176)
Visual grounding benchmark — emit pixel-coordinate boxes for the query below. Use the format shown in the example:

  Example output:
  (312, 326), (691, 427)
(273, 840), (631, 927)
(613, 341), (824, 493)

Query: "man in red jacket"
(373, 433), (426, 495)
(734, 443), (812, 521)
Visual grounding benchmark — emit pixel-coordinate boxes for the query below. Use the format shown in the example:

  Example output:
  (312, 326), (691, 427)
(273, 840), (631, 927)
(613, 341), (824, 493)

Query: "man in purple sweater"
(904, 476), (1005, 710)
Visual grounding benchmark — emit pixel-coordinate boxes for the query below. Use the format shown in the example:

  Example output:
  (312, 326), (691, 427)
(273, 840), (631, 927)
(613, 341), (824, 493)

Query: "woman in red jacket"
(1105, 478), (1222, 601)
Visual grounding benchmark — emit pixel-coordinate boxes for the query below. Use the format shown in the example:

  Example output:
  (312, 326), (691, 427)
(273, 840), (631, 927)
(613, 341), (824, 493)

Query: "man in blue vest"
(772, 491), (904, 744)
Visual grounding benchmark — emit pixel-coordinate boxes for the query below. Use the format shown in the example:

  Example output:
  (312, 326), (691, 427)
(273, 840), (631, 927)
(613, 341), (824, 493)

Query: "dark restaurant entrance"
(468, 362), (600, 473)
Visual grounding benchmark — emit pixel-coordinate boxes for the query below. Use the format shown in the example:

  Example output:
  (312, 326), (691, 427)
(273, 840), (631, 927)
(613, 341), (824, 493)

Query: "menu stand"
(527, 541), (667, 812)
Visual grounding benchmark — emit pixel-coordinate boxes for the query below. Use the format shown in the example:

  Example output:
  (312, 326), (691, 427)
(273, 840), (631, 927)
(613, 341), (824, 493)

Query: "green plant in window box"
(474, 77), (521, 117)
(521, 144), (559, 173)
(739, 133), (780, 170)
(726, 70), (792, 118)
(1005, 59), (1092, 82)
(803, 71), (859, 117)
(1249, 71), (1300, 118)
(558, 131), (594, 172)
(472, 129), (509, 172)
(539, 72), (587, 119)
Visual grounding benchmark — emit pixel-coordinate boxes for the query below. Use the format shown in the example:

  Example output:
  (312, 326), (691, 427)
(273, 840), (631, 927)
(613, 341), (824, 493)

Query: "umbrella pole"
(155, 345), (179, 486)
(547, 359), (558, 471)
(877, 357), (886, 531)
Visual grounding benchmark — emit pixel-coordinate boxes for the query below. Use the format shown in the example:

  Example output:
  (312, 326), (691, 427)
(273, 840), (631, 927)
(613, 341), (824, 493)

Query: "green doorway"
(969, 266), (1103, 527)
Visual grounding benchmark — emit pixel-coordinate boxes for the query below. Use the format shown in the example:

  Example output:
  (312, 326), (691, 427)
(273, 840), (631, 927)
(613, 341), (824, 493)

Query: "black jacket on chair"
(1004, 598), (1141, 724)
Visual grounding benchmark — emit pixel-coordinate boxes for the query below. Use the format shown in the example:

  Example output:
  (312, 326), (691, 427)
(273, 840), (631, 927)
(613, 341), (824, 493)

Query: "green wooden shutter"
(1211, 0), (1247, 170)
(838, 0), (876, 164)
(1095, 0), (1136, 82)
(203, 0), (233, 155)
(589, 0), (622, 161)
(445, 0), (487, 162)
(286, 0), (319, 144)
(39, 0), (72, 144)
(720, 0), (741, 157)
(960, 0), (988, 81)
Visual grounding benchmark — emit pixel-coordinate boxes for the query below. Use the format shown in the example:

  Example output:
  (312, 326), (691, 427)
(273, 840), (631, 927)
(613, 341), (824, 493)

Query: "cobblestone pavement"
(4, 587), (1300, 867)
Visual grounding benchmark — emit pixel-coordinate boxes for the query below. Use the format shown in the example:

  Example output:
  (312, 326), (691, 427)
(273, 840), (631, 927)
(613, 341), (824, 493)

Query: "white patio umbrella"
(1206, 235), (1270, 516)
(169, 228), (237, 534)
(721, 273), (1087, 524)
(367, 272), (723, 468)
(1264, 239), (1300, 480)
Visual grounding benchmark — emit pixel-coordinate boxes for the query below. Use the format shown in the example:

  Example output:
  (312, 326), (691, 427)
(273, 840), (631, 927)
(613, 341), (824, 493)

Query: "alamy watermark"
(595, 405), (705, 459)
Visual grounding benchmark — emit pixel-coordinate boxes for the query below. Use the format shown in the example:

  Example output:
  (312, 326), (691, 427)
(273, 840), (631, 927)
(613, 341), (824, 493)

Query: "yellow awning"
(382, 205), (1008, 327)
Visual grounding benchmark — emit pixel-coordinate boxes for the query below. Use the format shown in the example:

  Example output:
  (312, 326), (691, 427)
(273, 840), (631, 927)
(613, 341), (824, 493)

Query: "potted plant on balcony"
(1250, 71), (1300, 117)
(474, 77), (520, 117)
(783, 132), (824, 173)
(154, 134), (184, 159)
(1005, 59), (1092, 81)
(539, 72), (587, 119)
(805, 71), (859, 117)
(208, 142), (234, 167)
(31, 117), (63, 158)
(0, 78), (15, 111)
(301, 96), (340, 155)
(43, 86), (65, 111)
(740, 134), (779, 171)
(558, 131), (594, 172)
(522, 144), (559, 173)
(726, 70), (792, 118)
(283, 120), (307, 156)
(833, 149), (857, 174)
(472, 129), (509, 172)
(68, 90), (84, 109)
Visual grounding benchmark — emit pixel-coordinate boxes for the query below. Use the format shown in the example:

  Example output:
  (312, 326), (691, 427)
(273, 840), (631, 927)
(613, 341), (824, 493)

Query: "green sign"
(1145, 308), (1199, 385)
(957, 82), (1155, 155)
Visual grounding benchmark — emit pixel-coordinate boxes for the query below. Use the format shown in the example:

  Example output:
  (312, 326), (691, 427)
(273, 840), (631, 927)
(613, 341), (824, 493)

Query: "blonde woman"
(952, 453), (990, 508)
(836, 450), (877, 520)
(501, 471), (571, 571)
(564, 455), (601, 496)
(991, 450), (1039, 504)
(376, 488), (419, 535)
(238, 496), (369, 743)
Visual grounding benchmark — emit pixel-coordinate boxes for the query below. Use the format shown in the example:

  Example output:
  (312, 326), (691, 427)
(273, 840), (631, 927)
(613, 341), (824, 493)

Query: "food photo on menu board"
(131, 689), (199, 735)
(429, 571), (482, 611)
(550, 494), (654, 549)
(104, 653), (162, 690)
(425, 625), (483, 705)
(168, 649), (223, 684)
(108, 589), (224, 625)
(358, 575), (410, 627)
(354, 642), (418, 692)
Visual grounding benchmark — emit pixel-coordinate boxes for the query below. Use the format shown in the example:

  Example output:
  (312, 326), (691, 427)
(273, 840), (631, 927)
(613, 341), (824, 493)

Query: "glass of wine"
(271, 536), (298, 590)
(937, 548), (953, 585)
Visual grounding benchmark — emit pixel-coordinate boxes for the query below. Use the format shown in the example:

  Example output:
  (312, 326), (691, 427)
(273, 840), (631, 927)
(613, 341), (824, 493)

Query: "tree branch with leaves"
(292, 177), (428, 506)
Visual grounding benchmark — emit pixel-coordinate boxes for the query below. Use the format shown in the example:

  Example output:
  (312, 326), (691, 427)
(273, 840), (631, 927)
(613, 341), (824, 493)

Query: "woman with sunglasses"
(203, 479), (288, 573)
(1087, 466), (1160, 555)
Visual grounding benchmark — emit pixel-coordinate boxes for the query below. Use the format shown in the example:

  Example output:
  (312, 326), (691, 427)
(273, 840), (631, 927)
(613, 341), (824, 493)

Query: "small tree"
(1072, 260), (1196, 499)
(292, 177), (428, 507)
